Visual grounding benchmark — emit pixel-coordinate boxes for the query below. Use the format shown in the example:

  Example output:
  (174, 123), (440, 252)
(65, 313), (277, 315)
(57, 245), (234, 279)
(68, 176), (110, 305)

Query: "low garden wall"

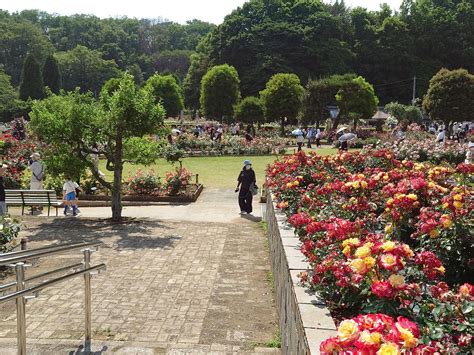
(265, 193), (336, 354)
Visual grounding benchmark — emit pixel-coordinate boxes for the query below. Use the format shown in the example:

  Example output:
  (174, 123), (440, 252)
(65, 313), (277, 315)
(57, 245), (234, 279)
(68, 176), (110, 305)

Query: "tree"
(55, 45), (121, 95)
(19, 54), (45, 100)
(260, 73), (304, 135)
(42, 54), (62, 93)
(200, 64), (241, 121)
(423, 68), (474, 128)
(234, 96), (265, 125)
(0, 70), (27, 122)
(335, 76), (378, 129)
(30, 73), (165, 221)
(385, 102), (422, 124)
(182, 42), (211, 110)
(145, 74), (184, 118)
(302, 74), (356, 128)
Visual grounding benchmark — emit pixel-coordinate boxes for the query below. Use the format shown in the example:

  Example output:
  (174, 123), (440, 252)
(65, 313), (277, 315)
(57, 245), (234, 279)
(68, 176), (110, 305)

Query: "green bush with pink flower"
(266, 150), (473, 353)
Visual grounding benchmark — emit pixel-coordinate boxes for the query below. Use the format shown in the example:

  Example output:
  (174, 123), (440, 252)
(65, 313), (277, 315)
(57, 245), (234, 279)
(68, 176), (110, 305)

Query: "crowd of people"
(167, 122), (257, 145)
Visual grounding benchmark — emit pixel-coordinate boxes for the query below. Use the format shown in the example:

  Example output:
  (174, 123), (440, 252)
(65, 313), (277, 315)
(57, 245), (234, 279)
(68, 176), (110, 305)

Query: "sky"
(0, 0), (403, 24)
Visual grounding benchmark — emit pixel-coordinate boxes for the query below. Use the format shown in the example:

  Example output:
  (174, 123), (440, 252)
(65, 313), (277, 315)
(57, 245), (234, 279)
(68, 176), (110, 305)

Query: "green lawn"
(99, 147), (339, 188)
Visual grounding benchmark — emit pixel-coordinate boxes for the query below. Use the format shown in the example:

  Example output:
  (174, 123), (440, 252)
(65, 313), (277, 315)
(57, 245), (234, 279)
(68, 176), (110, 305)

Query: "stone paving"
(0, 190), (279, 354)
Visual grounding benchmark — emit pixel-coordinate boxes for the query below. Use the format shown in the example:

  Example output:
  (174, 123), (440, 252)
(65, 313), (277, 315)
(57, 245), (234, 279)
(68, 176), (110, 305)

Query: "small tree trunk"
(111, 132), (123, 221)
(353, 118), (358, 130)
(280, 118), (285, 136)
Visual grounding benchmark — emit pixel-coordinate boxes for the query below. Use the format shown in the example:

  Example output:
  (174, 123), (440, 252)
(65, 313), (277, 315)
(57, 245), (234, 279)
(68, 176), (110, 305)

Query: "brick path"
(0, 190), (279, 354)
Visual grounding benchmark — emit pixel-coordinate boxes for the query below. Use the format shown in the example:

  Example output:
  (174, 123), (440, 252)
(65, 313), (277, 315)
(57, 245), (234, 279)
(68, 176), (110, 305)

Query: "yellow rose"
(441, 218), (452, 229)
(350, 258), (367, 274)
(361, 181), (368, 189)
(453, 201), (463, 209)
(396, 324), (417, 348)
(342, 245), (351, 257)
(293, 180), (299, 186)
(388, 274), (405, 288)
(436, 265), (445, 274)
(337, 319), (359, 343)
(377, 343), (401, 355)
(442, 202), (449, 209)
(402, 244), (414, 257)
(342, 238), (360, 248)
(387, 198), (394, 205)
(428, 182), (436, 189)
(363, 256), (376, 268)
(429, 229), (440, 238)
(353, 181), (360, 189)
(359, 330), (382, 345)
(355, 245), (372, 258)
(286, 182), (293, 188)
(407, 194), (418, 201)
(383, 174), (389, 181)
(380, 253), (397, 267)
(381, 241), (396, 251)
(453, 194), (463, 201)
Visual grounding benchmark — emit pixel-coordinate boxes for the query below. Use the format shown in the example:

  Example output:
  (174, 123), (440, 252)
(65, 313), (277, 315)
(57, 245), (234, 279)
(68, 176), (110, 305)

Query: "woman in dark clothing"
(235, 160), (256, 215)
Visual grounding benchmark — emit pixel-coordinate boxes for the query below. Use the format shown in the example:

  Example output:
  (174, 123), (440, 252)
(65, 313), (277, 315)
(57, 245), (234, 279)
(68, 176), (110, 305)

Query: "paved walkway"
(0, 189), (279, 354)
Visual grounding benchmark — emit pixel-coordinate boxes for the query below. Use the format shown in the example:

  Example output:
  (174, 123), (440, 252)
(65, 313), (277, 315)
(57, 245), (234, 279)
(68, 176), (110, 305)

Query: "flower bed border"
(266, 192), (336, 354)
(78, 184), (203, 206)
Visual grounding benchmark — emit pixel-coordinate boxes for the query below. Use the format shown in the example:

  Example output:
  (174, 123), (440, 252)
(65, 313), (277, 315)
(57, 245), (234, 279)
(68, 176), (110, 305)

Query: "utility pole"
(412, 75), (416, 105)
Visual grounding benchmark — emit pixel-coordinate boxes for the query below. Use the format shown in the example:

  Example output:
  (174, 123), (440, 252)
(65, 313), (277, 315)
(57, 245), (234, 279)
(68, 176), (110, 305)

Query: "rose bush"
(266, 150), (473, 352)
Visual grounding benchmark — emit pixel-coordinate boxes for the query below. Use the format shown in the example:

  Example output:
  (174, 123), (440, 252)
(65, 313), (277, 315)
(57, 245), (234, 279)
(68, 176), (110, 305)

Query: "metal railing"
(0, 241), (106, 355)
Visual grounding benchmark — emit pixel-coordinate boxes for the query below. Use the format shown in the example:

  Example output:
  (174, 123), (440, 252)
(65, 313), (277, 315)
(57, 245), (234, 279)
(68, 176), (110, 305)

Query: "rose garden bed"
(265, 150), (473, 354)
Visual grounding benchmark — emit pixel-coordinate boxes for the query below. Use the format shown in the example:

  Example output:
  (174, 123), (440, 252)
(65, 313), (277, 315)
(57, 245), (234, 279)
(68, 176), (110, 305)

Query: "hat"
(243, 160), (251, 166)
(30, 152), (41, 159)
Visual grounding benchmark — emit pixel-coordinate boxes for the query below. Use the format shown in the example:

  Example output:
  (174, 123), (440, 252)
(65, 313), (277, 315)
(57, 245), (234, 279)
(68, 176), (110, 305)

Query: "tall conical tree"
(19, 54), (45, 100)
(42, 54), (61, 93)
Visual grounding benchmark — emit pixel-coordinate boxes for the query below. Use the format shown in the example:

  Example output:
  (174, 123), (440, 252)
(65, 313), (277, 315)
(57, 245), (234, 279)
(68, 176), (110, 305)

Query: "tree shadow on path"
(20, 217), (181, 252)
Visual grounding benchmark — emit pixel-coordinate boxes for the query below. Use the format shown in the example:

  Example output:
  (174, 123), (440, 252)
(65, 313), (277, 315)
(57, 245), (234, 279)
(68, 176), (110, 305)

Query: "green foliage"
(145, 74), (184, 118)
(19, 53), (45, 100)
(153, 50), (193, 82)
(183, 50), (211, 110)
(336, 76), (379, 128)
(385, 102), (422, 123)
(0, 70), (27, 122)
(200, 64), (241, 120)
(260, 73), (304, 134)
(234, 96), (265, 124)
(56, 45), (121, 95)
(302, 73), (356, 126)
(42, 54), (61, 93)
(423, 68), (474, 126)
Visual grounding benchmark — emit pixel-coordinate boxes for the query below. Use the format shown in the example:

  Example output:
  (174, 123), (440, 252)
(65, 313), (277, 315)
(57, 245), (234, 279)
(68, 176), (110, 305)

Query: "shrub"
(125, 170), (161, 195)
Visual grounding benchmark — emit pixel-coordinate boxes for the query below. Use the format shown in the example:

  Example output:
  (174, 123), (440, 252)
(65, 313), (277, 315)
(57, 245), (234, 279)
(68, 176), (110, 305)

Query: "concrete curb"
(266, 194), (336, 354)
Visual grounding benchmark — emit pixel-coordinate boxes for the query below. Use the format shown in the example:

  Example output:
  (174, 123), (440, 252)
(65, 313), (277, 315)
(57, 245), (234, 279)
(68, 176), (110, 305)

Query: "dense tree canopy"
(200, 64), (241, 121)
(0, 1), (472, 110)
(42, 54), (62, 93)
(260, 73), (304, 135)
(384, 102), (422, 124)
(234, 96), (265, 125)
(55, 45), (121, 94)
(145, 74), (184, 118)
(336, 76), (379, 129)
(19, 53), (45, 100)
(423, 68), (474, 127)
(0, 70), (26, 121)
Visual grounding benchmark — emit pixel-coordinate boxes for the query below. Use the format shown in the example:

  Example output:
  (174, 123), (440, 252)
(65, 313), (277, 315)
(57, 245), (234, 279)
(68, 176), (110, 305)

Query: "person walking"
(63, 176), (80, 216)
(306, 127), (314, 148)
(0, 164), (7, 215)
(296, 132), (304, 152)
(315, 128), (322, 148)
(235, 160), (257, 215)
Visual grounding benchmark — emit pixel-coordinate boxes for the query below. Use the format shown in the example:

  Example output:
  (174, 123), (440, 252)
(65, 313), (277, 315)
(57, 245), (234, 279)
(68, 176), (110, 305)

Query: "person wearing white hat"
(235, 160), (257, 215)
(29, 152), (44, 190)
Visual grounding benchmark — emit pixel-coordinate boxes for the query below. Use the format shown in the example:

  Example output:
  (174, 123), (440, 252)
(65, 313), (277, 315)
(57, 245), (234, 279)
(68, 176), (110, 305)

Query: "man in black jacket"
(235, 160), (256, 215)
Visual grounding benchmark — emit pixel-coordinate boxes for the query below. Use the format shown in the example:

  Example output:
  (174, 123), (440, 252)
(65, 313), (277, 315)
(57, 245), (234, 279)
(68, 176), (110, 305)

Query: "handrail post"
(83, 249), (92, 353)
(15, 263), (27, 355)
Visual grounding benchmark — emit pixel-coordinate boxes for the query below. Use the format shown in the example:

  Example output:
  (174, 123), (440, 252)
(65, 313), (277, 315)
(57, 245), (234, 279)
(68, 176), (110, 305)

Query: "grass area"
(100, 147), (339, 189)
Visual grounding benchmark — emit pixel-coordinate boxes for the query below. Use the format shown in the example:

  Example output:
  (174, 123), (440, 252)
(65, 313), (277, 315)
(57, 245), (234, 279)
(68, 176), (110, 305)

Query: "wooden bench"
(5, 190), (62, 216)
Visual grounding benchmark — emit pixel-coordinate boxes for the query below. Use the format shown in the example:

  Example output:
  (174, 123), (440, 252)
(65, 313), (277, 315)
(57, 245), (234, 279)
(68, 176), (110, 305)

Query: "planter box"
(266, 192), (336, 354)
(78, 184), (203, 206)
